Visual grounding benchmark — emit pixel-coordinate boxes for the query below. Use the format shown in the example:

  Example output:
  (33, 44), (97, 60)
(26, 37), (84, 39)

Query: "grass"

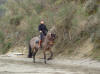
(92, 48), (100, 61)
(0, 0), (100, 60)
(0, 30), (12, 54)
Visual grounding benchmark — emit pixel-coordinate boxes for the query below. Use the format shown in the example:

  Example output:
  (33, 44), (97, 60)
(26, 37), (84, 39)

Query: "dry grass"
(0, 0), (100, 60)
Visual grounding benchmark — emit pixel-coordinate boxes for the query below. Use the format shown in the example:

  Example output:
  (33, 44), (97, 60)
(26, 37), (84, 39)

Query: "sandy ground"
(0, 54), (100, 74)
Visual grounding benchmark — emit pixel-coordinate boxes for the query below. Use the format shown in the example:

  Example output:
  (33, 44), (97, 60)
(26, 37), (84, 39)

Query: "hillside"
(0, 0), (7, 5)
(0, 0), (100, 60)
(0, 0), (7, 17)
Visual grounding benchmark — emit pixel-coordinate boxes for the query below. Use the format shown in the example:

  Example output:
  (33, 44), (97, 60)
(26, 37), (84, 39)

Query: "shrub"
(0, 31), (4, 43)
(2, 42), (12, 54)
(9, 15), (23, 26)
(84, 0), (98, 15)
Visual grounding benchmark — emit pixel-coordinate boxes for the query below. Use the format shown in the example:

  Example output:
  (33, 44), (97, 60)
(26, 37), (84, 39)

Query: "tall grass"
(0, 0), (100, 59)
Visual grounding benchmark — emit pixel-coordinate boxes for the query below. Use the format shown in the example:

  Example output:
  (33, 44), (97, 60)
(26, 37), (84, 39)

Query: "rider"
(38, 20), (48, 48)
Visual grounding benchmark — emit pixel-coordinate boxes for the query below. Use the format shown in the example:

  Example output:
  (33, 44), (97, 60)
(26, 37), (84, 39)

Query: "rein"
(49, 41), (54, 45)
(48, 36), (54, 45)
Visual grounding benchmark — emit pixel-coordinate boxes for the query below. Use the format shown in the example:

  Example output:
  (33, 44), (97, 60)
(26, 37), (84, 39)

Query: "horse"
(28, 32), (56, 64)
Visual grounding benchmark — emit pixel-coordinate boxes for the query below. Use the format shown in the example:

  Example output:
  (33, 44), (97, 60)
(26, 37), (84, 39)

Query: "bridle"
(48, 33), (56, 45)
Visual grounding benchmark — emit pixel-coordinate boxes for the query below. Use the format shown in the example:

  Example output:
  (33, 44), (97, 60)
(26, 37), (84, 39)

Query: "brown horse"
(28, 32), (56, 64)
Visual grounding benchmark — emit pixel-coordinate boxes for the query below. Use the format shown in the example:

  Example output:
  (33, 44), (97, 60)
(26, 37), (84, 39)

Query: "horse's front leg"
(33, 52), (35, 63)
(43, 50), (46, 64)
(48, 50), (53, 60)
(32, 50), (35, 63)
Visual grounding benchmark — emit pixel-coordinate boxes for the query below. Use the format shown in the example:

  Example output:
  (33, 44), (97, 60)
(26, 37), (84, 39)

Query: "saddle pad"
(36, 40), (39, 43)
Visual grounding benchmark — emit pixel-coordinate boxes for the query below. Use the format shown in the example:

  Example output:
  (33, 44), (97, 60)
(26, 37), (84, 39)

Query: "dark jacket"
(38, 24), (48, 36)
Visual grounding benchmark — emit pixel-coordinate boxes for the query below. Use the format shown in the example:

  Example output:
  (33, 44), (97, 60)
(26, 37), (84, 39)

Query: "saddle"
(35, 40), (42, 47)
(35, 40), (42, 48)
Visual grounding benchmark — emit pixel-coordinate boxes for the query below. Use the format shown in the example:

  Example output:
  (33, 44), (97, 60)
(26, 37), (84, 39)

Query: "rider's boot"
(39, 40), (42, 48)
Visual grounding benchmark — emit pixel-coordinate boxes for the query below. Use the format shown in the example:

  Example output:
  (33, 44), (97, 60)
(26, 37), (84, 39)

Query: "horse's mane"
(48, 26), (56, 34)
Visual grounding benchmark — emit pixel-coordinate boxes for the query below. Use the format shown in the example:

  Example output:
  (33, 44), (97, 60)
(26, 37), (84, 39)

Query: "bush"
(2, 42), (12, 54)
(0, 31), (4, 43)
(9, 15), (23, 26)
(84, 0), (98, 15)
(0, 30), (12, 54)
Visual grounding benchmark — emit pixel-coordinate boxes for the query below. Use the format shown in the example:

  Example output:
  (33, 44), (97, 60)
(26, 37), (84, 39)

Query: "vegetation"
(0, 0), (100, 60)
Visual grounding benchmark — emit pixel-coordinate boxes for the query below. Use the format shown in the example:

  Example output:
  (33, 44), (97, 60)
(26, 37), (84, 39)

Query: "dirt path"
(0, 55), (100, 74)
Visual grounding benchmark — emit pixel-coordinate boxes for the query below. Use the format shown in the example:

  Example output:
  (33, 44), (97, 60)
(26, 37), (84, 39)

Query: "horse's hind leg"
(48, 50), (53, 60)
(32, 49), (38, 63)
(28, 43), (32, 58)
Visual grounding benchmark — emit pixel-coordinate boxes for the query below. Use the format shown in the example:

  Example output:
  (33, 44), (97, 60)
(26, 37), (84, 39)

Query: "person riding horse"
(28, 21), (56, 63)
(38, 21), (48, 48)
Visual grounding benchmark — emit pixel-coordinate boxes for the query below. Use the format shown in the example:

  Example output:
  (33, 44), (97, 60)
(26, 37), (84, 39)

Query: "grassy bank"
(0, 0), (100, 60)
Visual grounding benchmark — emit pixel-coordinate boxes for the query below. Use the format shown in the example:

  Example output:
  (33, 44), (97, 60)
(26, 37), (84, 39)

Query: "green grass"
(0, 30), (12, 54)
(92, 48), (100, 61)
(0, 0), (100, 59)
(0, 31), (4, 43)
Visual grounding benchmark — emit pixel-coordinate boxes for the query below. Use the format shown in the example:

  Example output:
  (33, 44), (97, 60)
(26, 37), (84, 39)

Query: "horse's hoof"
(28, 56), (32, 58)
(33, 61), (35, 63)
(44, 61), (46, 64)
(47, 58), (52, 60)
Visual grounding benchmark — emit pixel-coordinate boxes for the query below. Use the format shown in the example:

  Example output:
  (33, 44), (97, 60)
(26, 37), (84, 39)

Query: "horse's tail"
(28, 43), (32, 58)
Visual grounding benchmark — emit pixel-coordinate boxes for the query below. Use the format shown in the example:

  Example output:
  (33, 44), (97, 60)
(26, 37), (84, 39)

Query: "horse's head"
(46, 33), (56, 45)
(51, 33), (56, 40)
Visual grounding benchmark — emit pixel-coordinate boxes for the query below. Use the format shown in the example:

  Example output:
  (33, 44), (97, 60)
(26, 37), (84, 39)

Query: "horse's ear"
(48, 33), (51, 36)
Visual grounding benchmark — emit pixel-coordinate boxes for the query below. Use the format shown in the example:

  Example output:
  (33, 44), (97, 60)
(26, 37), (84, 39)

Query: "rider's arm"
(38, 25), (42, 32)
(44, 25), (48, 32)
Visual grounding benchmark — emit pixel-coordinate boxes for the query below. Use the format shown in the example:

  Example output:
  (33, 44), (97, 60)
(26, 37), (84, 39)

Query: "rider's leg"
(39, 33), (43, 48)
(39, 40), (42, 48)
